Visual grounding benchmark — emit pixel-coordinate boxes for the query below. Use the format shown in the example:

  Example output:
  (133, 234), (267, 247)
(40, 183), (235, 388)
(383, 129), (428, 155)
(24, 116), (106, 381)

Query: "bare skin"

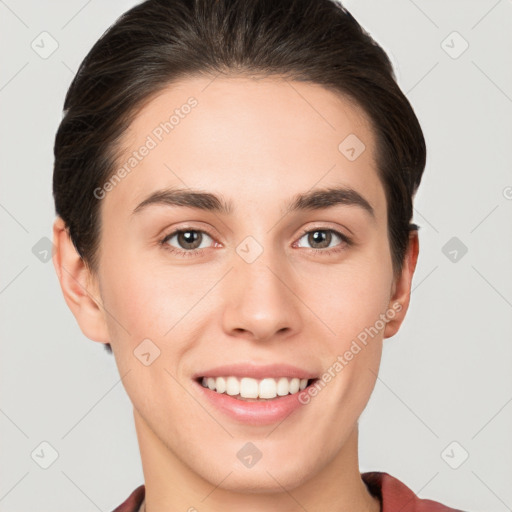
(53, 75), (419, 512)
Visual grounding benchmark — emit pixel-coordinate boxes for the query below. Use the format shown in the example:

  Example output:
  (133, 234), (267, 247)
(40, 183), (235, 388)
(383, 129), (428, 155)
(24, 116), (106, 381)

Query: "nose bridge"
(221, 235), (301, 340)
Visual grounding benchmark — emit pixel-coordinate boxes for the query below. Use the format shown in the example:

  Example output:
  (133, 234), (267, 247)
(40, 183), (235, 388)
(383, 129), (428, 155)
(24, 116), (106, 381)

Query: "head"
(52, 0), (424, 495)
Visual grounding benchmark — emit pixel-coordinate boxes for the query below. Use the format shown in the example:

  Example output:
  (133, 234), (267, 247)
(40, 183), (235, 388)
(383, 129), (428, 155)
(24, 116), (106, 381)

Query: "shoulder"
(111, 484), (145, 512)
(361, 471), (466, 512)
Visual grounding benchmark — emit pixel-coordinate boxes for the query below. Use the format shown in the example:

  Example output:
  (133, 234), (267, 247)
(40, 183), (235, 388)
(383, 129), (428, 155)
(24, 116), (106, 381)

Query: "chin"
(196, 446), (318, 494)
(215, 466), (311, 494)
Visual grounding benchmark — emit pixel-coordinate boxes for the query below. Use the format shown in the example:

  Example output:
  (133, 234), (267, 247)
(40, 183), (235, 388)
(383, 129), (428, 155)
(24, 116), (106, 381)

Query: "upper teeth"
(201, 376), (309, 399)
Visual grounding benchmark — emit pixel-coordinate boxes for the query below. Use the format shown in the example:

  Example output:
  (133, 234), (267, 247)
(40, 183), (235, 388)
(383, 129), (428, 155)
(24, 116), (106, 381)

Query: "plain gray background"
(1, 1), (511, 511)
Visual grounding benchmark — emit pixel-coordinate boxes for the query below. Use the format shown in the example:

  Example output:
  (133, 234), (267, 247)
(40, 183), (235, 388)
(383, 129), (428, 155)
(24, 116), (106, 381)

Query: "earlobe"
(52, 216), (110, 344)
(383, 231), (420, 339)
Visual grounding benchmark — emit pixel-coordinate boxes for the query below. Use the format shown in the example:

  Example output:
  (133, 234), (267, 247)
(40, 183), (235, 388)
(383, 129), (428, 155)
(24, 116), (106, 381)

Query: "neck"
(134, 409), (380, 512)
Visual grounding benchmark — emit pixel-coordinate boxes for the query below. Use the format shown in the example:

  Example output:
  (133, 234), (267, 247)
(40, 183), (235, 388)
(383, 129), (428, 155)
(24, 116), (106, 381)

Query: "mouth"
(195, 376), (319, 401)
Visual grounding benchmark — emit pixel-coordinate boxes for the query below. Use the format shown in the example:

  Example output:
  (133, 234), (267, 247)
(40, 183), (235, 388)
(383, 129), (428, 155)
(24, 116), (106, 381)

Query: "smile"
(199, 376), (312, 401)
(192, 363), (320, 424)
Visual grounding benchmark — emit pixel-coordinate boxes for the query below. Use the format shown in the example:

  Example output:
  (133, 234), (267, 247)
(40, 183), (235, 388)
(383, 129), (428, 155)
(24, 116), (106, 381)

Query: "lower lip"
(193, 379), (314, 426)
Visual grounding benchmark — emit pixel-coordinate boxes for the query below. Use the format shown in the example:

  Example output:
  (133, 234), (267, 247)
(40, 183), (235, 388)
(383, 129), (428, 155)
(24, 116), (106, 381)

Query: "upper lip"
(193, 363), (318, 380)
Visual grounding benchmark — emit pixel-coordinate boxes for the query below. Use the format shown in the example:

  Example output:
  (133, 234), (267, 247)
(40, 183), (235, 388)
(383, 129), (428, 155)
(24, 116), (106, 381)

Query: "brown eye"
(296, 229), (348, 251)
(307, 230), (332, 249)
(161, 229), (214, 252)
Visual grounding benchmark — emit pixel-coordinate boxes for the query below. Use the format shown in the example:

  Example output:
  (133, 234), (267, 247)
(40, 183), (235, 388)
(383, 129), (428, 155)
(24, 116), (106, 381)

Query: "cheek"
(302, 255), (392, 348)
(98, 248), (174, 355)
(99, 248), (216, 357)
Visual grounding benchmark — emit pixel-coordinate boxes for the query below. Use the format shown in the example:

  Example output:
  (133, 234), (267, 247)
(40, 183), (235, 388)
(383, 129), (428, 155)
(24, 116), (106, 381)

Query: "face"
(64, 76), (414, 492)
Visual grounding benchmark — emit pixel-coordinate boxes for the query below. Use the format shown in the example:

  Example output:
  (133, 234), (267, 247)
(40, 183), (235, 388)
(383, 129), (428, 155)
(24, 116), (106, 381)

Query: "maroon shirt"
(112, 471), (466, 512)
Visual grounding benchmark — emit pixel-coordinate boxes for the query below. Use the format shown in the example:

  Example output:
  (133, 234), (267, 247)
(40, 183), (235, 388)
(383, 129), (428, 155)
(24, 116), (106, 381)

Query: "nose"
(221, 245), (303, 343)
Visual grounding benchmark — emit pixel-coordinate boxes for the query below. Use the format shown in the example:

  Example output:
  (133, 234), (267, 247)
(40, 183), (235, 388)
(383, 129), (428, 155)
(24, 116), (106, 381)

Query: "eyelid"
(157, 220), (219, 239)
(295, 222), (352, 241)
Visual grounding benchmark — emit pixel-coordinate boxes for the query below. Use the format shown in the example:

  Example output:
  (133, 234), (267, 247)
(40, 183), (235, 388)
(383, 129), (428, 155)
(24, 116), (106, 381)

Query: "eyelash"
(158, 226), (352, 258)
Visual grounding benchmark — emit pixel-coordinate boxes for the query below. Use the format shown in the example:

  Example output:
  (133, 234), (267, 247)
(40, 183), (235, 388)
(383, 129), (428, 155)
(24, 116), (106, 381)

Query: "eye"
(160, 228), (216, 257)
(159, 226), (352, 258)
(294, 228), (351, 255)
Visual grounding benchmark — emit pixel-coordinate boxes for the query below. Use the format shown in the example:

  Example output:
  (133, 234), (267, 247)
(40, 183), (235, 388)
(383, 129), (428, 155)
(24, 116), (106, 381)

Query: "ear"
(52, 216), (110, 343)
(383, 230), (420, 339)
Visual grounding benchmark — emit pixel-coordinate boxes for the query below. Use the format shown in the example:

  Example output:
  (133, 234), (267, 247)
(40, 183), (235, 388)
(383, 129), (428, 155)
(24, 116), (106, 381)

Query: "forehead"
(102, 75), (386, 222)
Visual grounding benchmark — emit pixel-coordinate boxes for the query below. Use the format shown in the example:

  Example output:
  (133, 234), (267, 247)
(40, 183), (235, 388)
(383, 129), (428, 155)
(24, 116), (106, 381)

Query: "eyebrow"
(131, 185), (375, 220)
